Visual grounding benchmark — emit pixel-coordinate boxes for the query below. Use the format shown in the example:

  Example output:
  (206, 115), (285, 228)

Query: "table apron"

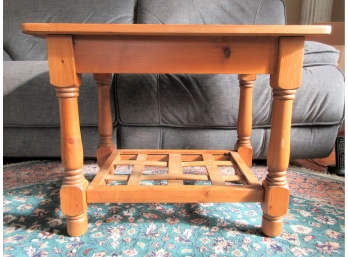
(74, 35), (278, 74)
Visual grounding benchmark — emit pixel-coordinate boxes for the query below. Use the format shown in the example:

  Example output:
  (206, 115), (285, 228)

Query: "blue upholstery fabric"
(3, 0), (345, 159)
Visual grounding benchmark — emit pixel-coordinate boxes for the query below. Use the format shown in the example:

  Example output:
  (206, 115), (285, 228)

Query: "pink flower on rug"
(314, 215), (337, 225)
(290, 247), (314, 256)
(288, 175), (305, 183)
(315, 241), (341, 255)
(3, 215), (17, 224)
(290, 225), (313, 234)
(325, 229), (342, 240)
(304, 235), (315, 242)
(141, 212), (159, 219)
(122, 249), (138, 256)
(190, 218), (208, 225)
(325, 189), (345, 201)
(280, 232), (300, 246)
(33, 208), (49, 219)
(313, 184), (326, 191)
(165, 217), (180, 225)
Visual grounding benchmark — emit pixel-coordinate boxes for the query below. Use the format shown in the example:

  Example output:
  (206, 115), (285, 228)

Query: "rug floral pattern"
(3, 161), (345, 256)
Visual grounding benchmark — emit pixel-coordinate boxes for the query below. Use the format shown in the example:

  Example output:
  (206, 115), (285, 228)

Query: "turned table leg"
(93, 73), (116, 167)
(56, 87), (89, 237)
(46, 35), (88, 236)
(236, 74), (255, 167)
(261, 37), (305, 237)
(261, 88), (295, 236)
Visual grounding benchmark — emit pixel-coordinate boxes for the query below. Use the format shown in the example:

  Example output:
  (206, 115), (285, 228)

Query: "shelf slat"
(86, 149), (263, 203)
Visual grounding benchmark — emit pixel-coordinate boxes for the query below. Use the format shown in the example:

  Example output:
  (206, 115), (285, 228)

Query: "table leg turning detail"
(262, 37), (305, 237)
(56, 87), (89, 237)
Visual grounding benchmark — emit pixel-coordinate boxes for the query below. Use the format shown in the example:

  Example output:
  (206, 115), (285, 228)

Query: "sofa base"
(3, 127), (117, 158)
(117, 125), (339, 160)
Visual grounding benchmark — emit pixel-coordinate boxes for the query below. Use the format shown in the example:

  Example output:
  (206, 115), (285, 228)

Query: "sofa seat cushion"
(115, 65), (344, 129)
(3, 61), (116, 127)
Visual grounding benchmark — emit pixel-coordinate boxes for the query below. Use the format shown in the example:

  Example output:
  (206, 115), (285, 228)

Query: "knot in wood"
(222, 46), (231, 58)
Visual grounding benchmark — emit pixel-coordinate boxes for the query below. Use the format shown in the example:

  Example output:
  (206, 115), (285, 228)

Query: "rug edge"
(288, 166), (345, 182)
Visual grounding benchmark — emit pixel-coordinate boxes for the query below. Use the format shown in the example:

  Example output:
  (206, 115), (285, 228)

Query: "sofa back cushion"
(3, 0), (136, 61)
(116, 0), (286, 129)
(136, 0), (286, 25)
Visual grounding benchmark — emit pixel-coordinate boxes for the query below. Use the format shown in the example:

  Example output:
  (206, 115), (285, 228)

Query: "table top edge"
(21, 23), (331, 37)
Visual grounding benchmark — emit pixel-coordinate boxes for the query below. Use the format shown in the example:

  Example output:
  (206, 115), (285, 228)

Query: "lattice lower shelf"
(86, 149), (264, 203)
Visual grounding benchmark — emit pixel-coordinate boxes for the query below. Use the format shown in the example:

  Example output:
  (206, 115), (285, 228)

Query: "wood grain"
(270, 37), (305, 90)
(21, 23), (331, 37)
(87, 184), (264, 203)
(26, 23), (330, 237)
(46, 35), (81, 87)
(74, 36), (278, 74)
(127, 154), (147, 186)
(235, 74), (256, 167)
(202, 154), (225, 185)
(168, 154), (183, 185)
(94, 73), (115, 166)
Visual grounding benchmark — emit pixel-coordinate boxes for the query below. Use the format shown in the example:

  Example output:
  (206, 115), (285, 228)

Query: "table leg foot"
(60, 168), (89, 237)
(261, 180), (289, 237)
(66, 212), (89, 237)
(261, 214), (283, 237)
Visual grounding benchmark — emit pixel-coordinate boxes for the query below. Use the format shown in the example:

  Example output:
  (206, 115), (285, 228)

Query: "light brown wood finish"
(87, 184), (264, 203)
(202, 154), (226, 185)
(21, 23), (331, 37)
(87, 185), (264, 203)
(93, 73), (115, 166)
(22, 24), (330, 74)
(313, 22), (344, 46)
(55, 87), (89, 237)
(46, 35), (82, 87)
(47, 35), (88, 237)
(22, 24), (330, 237)
(90, 150), (121, 187)
(235, 74), (256, 167)
(127, 154), (147, 185)
(262, 37), (305, 237)
(73, 36), (278, 74)
(230, 151), (260, 186)
(168, 154), (183, 185)
(104, 174), (245, 182)
(86, 149), (260, 202)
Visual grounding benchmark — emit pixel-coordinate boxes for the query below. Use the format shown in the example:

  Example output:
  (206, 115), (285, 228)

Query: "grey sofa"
(4, 0), (345, 161)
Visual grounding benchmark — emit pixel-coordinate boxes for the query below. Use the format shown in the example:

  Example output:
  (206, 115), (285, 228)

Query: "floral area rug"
(3, 161), (345, 256)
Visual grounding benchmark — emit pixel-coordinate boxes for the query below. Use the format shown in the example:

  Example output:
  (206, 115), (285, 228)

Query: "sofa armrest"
(303, 41), (340, 67)
(3, 50), (13, 61)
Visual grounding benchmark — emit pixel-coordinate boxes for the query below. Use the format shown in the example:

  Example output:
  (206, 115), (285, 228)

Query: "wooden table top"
(21, 23), (331, 38)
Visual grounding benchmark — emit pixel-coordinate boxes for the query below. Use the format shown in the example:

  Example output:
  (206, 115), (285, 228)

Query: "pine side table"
(21, 24), (330, 237)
